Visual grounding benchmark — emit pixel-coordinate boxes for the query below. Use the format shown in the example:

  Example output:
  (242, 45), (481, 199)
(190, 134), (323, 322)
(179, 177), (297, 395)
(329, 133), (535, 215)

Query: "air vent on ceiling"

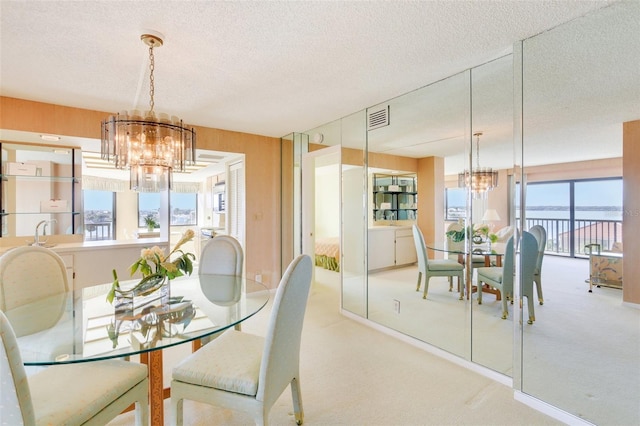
(367, 105), (390, 130)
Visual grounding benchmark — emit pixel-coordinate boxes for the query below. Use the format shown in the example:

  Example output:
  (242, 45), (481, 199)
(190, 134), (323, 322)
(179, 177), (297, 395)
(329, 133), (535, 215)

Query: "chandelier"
(458, 132), (498, 199)
(101, 33), (195, 192)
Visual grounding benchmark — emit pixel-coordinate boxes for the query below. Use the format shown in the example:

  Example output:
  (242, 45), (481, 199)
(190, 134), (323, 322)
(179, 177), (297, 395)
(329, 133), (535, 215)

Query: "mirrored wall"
(519, 2), (639, 424)
(297, 3), (638, 424)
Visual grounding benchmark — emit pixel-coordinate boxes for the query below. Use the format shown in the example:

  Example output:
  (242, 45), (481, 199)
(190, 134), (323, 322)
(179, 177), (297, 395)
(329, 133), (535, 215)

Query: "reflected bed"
(315, 237), (340, 272)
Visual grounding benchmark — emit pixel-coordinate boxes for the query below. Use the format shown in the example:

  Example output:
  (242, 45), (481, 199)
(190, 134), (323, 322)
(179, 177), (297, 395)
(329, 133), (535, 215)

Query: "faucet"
(34, 220), (47, 246)
(34, 219), (57, 246)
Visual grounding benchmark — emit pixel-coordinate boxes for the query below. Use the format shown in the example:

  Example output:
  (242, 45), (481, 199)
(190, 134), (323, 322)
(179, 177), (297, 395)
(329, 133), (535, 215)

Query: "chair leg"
(535, 276), (544, 305)
(291, 376), (304, 425)
(477, 280), (483, 305)
(448, 276), (453, 292)
(458, 276), (463, 300)
(422, 276), (431, 299)
(135, 399), (149, 426)
(171, 394), (184, 426)
(501, 295), (508, 320)
(526, 295), (535, 324)
(416, 272), (423, 291)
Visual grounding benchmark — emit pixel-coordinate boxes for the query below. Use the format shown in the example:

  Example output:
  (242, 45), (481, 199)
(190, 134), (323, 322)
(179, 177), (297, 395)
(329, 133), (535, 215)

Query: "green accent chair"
(413, 225), (465, 300)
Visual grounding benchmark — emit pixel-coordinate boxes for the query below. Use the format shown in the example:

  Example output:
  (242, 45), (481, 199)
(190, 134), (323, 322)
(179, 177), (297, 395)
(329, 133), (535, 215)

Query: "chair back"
(500, 236), (515, 293)
(0, 246), (69, 336)
(520, 231), (538, 298)
(257, 254), (312, 407)
(0, 310), (36, 424)
(199, 235), (244, 276)
(529, 225), (546, 272)
(412, 225), (428, 273)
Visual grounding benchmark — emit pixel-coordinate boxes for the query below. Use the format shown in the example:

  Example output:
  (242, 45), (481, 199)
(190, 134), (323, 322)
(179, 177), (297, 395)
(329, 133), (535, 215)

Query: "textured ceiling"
(0, 0), (615, 140)
(0, 0), (640, 173)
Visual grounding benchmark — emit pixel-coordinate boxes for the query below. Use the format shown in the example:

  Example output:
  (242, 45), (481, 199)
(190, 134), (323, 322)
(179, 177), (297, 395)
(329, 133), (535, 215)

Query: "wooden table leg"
(141, 351), (164, 426)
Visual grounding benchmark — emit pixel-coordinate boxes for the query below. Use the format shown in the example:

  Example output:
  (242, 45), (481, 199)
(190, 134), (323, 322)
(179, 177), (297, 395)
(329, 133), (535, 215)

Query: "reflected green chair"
(529, 225), (547, 305)
(412, 225), (465, 300)
(476, 232), (538, 324)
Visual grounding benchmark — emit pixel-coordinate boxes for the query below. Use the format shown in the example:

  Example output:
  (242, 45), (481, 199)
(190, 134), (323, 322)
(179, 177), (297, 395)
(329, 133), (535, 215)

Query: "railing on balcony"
(523, 217), (622, 257)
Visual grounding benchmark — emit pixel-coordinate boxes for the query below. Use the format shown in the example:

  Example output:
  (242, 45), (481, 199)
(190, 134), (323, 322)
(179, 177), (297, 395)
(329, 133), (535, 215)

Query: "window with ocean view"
(517, 178), (622, 257)
(138, 192), (197, 227)
(83, 190), (115, 240)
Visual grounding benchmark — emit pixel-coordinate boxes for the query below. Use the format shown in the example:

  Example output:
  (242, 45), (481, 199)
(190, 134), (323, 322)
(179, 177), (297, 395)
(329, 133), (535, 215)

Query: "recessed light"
(53, 149), (70, 155)
(40, 134), (61, 142)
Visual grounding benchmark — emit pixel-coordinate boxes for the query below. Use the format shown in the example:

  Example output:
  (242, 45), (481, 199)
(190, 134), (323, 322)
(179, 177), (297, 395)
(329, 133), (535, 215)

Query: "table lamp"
(482, 209), (500, 231)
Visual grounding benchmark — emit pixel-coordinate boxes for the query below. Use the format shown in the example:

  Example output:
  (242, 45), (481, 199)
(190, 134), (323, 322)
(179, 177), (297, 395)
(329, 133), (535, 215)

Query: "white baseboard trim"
(514, 391), (595, 426)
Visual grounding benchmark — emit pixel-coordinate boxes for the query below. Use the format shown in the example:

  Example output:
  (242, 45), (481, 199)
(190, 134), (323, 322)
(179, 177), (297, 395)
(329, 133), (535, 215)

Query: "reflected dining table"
(9, 274), (269, 426)
(426, 241), (506, 299)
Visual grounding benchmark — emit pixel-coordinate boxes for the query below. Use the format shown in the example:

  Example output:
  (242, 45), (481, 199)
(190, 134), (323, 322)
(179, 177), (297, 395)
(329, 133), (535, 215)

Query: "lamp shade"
(482, 209), (501, 221)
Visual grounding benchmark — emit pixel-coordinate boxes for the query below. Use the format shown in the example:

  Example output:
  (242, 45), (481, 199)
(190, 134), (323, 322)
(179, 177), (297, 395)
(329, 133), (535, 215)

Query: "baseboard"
(514, 391), (596, 426)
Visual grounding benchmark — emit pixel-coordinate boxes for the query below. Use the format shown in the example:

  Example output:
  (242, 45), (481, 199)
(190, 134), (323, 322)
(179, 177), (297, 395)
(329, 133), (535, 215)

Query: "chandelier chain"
(476, 134), (480, 169)
(148, 43), (155, 113)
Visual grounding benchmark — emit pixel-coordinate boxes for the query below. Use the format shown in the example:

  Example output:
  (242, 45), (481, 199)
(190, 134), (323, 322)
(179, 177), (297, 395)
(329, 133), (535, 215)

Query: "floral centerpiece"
(106, 229), (196, 306)
(446, 220), (496, 244)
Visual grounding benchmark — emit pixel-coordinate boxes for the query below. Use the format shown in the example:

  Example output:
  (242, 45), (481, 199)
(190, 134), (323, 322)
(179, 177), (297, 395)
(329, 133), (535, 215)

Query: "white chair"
(199, 235), (244, 336)
(529, 225), (547, 305)
(0, 310), (149, 425)
(171, 254), (313, 426)
(413, 225), (465, 300)
(199, 235), (244, 276)
(0, 246), (68, 337)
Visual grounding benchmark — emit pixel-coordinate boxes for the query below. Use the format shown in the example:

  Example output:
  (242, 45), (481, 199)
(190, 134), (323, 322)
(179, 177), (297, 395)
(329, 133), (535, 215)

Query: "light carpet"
(110, 267), (558, 425)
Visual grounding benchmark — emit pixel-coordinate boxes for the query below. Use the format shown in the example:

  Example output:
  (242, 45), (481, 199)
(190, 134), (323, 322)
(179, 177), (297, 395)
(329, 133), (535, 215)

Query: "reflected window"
(517, 178), (622, 256)
(138, 192), (197, 227)
(83, 190), (115, 240)
(445, 188), (465, 220)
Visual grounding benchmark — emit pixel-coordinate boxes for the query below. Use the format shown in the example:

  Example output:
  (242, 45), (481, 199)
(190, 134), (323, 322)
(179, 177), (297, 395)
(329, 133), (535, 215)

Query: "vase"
(114, 275), (170, 316)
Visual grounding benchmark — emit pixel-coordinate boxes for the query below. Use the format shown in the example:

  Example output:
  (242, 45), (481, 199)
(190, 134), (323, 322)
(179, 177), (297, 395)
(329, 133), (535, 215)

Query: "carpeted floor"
(110, 265), (560, 425)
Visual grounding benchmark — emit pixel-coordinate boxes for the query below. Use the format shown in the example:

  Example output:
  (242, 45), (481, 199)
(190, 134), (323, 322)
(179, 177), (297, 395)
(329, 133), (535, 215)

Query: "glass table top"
(8, 274), (269, 365)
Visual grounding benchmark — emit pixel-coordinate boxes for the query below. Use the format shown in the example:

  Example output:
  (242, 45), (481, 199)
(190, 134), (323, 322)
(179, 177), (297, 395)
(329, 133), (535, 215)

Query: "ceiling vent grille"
(367, 105), (390, 130)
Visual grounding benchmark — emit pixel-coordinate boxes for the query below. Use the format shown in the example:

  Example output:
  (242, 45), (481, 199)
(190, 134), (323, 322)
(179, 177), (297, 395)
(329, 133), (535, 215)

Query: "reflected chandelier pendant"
(101, 33), (196, 192)
(458, 132), (498, 199)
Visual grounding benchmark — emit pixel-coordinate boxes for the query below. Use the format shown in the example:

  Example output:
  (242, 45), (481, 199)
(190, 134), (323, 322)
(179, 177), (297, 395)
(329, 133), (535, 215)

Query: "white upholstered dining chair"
(0, 246), (68, 337)
(413, 225), (465, 300)
(199, 235), (244, 276)
(0, 310), (149, 425)
(199, 235), (244, 337)
(171, 254), (313, 426)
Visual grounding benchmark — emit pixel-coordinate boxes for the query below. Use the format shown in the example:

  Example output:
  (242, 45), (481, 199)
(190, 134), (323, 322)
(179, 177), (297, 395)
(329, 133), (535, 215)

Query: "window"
(83, 190), (115, 240)
(445, 188), (465, 221)
(138, 192), (197, 227)
(517, 178), (622, 257)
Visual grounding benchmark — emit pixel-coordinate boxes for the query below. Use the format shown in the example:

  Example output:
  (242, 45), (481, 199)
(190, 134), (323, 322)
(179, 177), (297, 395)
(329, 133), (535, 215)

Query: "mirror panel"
(366, 71), (471, 359)
(469, 54), (514, 374)
(1, 143), (83, 241)
(521, 2), (640, 424)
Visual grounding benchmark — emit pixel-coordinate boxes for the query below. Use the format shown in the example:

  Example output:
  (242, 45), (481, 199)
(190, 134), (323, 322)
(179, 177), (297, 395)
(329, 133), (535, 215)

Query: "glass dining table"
(9, 274), (270, 426)
(426, 241), (507, 300)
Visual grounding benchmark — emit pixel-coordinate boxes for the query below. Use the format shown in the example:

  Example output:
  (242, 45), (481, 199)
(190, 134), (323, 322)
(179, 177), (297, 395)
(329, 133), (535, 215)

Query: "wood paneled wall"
(1, 96), (283, 288)
(623, 120), (640, 304)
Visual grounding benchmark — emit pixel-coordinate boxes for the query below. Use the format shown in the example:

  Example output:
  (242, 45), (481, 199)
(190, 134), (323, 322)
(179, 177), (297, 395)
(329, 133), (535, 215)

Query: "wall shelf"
(372, 173), (417, 221)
